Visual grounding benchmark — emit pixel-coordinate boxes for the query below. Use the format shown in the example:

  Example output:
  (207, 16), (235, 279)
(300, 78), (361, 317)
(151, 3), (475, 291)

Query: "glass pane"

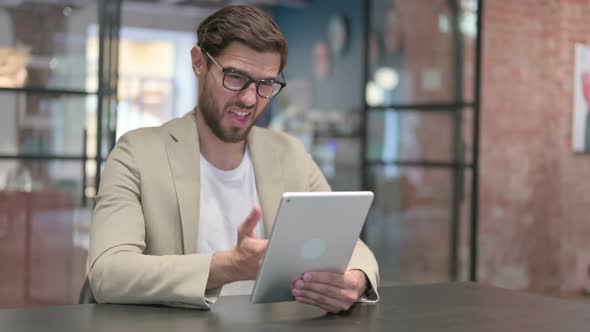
(0, 160), (91, 308)
(272, 75), (363, 190)
(0, 2), (98, 91)
(0, 91), (95, 157)
(368, 0), (466, 105)
(311, 137), (362, 191)
(364, 165), (470, 285)
(366, 108), (473, 163)
(111, 2), (198, 139)
(461, 0), (478, 103)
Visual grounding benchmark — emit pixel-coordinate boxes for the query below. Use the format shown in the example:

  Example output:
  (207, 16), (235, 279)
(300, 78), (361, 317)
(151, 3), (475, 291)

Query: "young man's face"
(194, 42), (281, 143)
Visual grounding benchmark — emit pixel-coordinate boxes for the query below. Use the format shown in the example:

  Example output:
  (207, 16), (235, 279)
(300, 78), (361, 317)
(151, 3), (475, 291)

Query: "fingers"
(238, 206), (261, 238)
(291, 271), (366, 313)
(302, 271), (363, 291)
(292, 286), (351, 313)
(232, 237), (268, 281)
(292, 278), (345, 312)
(242, 237), (268, 253)
(294, 279), (357, 304)
(300, 272), (347, 289)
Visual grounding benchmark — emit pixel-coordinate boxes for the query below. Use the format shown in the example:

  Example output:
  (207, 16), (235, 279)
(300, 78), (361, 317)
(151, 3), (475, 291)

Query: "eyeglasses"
(204, 51), (286, 99)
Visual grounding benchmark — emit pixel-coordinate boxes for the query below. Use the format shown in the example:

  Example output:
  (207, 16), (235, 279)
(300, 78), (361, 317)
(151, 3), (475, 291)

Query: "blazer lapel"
(166, 111), (200, 254)
(248, 127), (284, 234)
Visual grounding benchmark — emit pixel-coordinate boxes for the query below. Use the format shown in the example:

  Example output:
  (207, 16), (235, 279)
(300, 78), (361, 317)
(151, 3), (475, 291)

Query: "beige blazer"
(88, 111), (380, 309)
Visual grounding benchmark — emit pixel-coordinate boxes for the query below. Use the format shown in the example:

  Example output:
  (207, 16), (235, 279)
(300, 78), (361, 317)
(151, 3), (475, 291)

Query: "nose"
(236, 82), (258, 107)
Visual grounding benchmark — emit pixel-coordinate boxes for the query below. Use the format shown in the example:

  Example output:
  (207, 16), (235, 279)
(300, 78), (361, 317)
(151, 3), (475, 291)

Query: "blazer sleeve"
(88, 133), (220, 309)
(305, 153), (380, 302)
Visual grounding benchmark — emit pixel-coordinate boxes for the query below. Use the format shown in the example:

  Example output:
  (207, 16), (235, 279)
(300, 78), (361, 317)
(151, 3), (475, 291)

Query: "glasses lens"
(223, 71), (250, 90)
(222, 69), (284, 98)
(257, 81), (283, 98)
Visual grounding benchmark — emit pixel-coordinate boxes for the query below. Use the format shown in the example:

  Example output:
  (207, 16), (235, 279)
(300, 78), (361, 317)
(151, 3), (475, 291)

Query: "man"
(88, 5), (379, 313)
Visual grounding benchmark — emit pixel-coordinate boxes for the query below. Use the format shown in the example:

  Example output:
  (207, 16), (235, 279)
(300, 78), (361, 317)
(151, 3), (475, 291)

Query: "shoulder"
(249, 126), (330, 192)
(249, 126), (307, 156)
(114, 113), (191, 150)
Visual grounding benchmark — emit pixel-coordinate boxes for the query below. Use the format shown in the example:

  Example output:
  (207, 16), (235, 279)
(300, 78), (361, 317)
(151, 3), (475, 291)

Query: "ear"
(191, 45), (206, 77)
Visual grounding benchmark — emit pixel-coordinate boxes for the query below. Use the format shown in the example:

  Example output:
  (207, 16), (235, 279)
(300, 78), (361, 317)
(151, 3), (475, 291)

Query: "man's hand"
(207, 206), (268, 289)
(291, 270), (368, 313)
(231, 206), (268, 280)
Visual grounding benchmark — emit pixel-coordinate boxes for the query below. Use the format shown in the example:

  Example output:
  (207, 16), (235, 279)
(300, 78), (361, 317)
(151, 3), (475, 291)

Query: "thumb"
(239, 205), (261, 238)
(245, 238), (269, 255)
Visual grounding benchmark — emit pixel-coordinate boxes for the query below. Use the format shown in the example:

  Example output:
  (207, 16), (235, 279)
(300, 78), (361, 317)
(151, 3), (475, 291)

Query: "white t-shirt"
(197, 148), (265, 296)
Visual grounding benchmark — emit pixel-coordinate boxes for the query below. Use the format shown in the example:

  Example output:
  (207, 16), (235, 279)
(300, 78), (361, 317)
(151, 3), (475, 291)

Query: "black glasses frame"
(204, 50), (286, 99)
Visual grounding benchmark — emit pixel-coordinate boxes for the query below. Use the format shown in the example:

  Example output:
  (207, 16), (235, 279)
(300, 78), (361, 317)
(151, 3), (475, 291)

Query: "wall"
(360, 0), (474, 284)
(271, 1), (366, 192)
(378, 0), (465, 284)
(273, 0), (365, 112)
(480, 0), (590, 294)
(273, 0), (590, 293)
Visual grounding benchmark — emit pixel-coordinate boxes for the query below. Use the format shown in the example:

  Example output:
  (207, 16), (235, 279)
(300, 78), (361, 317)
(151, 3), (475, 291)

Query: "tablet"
(250, 191), (374, 303)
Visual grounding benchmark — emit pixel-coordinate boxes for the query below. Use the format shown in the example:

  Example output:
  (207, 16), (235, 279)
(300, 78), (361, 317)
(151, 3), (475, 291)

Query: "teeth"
(230, 110), (250, 117)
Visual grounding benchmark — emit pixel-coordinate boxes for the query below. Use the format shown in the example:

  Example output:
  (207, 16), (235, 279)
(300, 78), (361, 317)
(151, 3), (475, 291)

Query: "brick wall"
(388, 0), (471, 284)
(390, 0), (590, 294)
(480, 0), (590, 294)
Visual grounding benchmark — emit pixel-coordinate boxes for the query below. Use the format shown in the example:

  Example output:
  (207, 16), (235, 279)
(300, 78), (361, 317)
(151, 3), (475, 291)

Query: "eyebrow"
(224, 66), (279, 81)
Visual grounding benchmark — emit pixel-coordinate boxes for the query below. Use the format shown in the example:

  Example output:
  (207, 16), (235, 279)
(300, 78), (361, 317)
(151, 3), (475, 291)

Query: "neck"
(195, 109), (246, 171)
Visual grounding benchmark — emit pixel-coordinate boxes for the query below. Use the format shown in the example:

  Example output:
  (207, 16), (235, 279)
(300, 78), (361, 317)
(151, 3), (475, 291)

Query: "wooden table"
(1, 283), (589, 331)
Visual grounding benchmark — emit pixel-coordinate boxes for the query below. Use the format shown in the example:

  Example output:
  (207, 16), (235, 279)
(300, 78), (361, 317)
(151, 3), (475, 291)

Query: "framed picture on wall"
(572, 43), (590, 153)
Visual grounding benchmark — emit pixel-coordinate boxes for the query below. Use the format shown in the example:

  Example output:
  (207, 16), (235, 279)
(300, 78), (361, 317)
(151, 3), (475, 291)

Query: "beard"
(198, 80), (258, 143)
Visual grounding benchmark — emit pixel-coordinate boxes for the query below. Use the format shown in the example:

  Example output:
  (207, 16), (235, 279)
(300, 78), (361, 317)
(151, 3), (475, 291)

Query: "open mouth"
(227, 109), (252, 127)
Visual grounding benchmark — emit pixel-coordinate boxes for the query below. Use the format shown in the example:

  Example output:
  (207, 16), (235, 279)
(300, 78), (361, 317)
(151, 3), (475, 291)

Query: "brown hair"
(197, 5), (288, 72)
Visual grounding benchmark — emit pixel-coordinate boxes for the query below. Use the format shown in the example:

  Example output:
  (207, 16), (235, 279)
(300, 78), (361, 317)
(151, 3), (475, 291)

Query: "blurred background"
(0, 0), (589, 308)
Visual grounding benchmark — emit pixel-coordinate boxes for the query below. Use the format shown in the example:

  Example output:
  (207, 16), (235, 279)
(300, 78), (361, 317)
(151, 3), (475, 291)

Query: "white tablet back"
(250, 191), (374, 303)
